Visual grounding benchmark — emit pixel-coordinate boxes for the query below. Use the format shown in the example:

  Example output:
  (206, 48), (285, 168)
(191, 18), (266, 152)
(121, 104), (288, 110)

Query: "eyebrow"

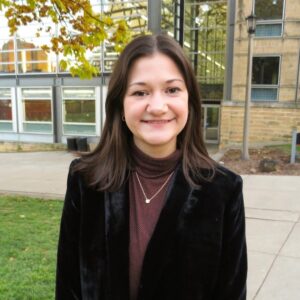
(128, 78), (185, 87)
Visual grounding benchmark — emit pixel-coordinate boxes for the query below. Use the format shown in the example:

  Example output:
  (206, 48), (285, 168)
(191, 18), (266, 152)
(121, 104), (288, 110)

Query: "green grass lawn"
(265, 144), (300, 155)
(0, 195), (63, 300)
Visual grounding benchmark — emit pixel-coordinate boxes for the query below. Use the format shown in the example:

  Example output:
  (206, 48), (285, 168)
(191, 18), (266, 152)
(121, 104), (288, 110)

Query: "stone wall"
(220, 102), (300, 148)
(221, 0), (300, 147)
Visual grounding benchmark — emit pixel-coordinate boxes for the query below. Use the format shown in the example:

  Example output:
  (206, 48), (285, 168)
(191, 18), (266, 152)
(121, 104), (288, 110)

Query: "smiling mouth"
(142, 119), (175, 124)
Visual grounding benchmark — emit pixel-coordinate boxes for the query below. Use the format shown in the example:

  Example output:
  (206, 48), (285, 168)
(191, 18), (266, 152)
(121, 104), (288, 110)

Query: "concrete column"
(148, 0), (162, 34)
(223, 0), (236, 101)
(53, 78), (63, 143)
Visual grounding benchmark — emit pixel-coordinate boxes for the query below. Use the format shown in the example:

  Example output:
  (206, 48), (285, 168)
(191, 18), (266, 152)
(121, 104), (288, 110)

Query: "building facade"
(2, 0), (297, 148)
(0, 0), (227, 146)
(220, 0), (300, 147)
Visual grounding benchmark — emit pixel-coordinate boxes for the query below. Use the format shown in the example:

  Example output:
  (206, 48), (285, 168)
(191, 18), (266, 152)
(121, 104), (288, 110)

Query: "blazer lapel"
(138, 167), (193, 299)
(104, 184), (130, 300)
(104, 167), (195, 300)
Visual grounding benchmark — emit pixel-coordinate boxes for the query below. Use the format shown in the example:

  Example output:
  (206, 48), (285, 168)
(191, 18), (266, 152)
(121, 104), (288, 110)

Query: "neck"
(131, 142), (182, 178)
(133, 141), (176, 159)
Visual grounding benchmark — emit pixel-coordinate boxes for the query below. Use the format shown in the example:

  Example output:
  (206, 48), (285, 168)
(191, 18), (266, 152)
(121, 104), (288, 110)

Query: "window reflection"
(0, 88), (13, 132)
(16, 39), (56, 73)
(0, 39), (15, 73)
(202, 105), (220, 142)
(0, 37), (56, 73)
(0, 86), (12, 121)
(21, 87), (52, 133)
(183, 1), (227, 100)
(101, 0), (148, 72)
(254, 0), (284, 37)
(1, 1), (149, 74)
(65, 101), (95, 123)
(255, 0), (283, 20)
(161, 0), (174, 34)
(24, 100), (52, 121)
(251, 56), (280, 101)
(0, 100), (12, 120)
(253, 57), (280, 85)
(62, 87), (96, 135)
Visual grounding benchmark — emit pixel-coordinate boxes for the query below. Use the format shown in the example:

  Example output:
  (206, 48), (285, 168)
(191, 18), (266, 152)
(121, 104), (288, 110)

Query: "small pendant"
(145, 199), (151, 204)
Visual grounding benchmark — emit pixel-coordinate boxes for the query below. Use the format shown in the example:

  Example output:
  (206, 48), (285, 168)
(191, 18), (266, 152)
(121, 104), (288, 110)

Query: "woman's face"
(123, 52), (188, 158)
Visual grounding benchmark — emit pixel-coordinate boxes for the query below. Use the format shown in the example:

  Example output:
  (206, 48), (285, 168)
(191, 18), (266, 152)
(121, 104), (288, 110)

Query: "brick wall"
(220, 103), (300, 148)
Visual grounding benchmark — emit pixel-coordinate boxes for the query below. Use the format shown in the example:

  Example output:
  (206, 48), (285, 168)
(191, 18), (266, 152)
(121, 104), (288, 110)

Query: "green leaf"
(55, 0), (67, 13)
(59, 59), (68, 71)
(63, 45), (72, 56)
(48, 8), (58, 23)
(0, 0), (134, 79)
(0, 0), (10, 10)
(27, 0), (36, 9)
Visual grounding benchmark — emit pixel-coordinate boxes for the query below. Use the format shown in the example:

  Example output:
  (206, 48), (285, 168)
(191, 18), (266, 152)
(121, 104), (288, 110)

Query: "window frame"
(0, 87), (17, 132)
(17, 87), (53, 134)
(61, 86), (100, 136)
(251, 54), (281, 102)
(0, 31), (16, 74)
(253, 0), (286, 38)
(201, 104), (220, 144)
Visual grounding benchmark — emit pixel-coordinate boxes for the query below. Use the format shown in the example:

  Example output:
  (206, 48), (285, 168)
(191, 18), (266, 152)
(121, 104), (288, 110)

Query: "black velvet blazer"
(56, 159), (247, 300)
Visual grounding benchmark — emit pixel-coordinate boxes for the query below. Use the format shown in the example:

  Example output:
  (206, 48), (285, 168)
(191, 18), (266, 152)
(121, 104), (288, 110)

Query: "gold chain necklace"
(135, 171), (174, 204)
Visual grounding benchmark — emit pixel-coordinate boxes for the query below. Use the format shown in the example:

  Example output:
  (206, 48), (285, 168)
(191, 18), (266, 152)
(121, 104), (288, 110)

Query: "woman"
(56, 34), (247, 300)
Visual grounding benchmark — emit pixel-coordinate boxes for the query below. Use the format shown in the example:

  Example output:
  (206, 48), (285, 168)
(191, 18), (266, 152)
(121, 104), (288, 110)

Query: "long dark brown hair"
(74, 34), (217, 191)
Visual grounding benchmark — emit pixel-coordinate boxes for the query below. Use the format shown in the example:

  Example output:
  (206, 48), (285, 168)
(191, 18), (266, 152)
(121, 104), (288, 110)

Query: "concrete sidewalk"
(0, 151), (300, 299)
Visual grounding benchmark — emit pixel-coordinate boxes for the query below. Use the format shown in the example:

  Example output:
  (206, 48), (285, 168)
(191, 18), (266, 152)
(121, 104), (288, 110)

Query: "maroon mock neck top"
(129, 144), (181, 300)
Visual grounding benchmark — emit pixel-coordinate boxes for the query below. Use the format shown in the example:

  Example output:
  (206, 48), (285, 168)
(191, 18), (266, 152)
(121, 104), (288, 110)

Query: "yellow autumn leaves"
(0, 0), (133, 79)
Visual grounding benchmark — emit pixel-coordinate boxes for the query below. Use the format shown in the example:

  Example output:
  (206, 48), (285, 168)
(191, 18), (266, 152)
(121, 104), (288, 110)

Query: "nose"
(146, 92), (168, 115)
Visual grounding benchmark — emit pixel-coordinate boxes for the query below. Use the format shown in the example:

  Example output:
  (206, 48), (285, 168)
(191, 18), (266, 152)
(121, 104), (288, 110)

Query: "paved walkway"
(0, 151), (299, 299)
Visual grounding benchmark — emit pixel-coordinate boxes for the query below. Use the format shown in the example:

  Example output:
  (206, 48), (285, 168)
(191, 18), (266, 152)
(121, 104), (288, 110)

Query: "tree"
(0, 0), (132, 79)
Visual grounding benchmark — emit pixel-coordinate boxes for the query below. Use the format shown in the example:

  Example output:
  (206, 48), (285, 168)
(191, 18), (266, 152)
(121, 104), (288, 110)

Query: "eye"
(131, 90), (148, 97)
(166, 87), (181, 94)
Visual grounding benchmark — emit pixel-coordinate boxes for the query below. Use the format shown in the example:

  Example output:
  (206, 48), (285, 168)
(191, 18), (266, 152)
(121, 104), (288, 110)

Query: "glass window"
(205, 106), (219, 141)
(24, 100), (52, 121)
(0, 28), (15, 73)
(251, 87), (278, 101)
(62, 87), (96, 135)
(202, 105), (220, 143)
(0, 62), (15, 73)
(255, 23), (282, 37)
(0, 100), (12, 120)
(161, 0), (174, 34)
(252, 56), (280, 101)
(254, 0), (284, 37)
(252, 57), (279, 85)
(101, 0), (147, 72)
(0, 48), (15, 63)
(183, 1), (227, 101)
(16, 41), (56, 73)
(0, 88), (13, 131)
(21, 88), (52, 133)
(255, 0), (284, 20)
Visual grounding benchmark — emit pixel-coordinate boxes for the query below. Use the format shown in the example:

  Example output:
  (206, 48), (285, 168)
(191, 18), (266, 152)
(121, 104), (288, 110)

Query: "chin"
(145, 137), (174, 145)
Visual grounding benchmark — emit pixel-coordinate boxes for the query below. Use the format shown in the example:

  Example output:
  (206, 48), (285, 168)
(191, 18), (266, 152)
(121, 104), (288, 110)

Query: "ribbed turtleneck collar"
(132, 144), (182, 178)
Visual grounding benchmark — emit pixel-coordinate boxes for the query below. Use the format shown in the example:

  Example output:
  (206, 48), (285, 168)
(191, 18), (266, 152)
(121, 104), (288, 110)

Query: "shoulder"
(214, 164), (243, 187)
(215, 164), (243, 193)
(67, 158), (85, 189)
(197, 164), (243, 203)
(69, 158), (81, 172)
(198, 163), (242, 188)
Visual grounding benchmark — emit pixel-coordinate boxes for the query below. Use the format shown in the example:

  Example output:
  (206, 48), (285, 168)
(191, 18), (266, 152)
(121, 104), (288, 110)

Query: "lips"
(142, 118), (175, 124)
